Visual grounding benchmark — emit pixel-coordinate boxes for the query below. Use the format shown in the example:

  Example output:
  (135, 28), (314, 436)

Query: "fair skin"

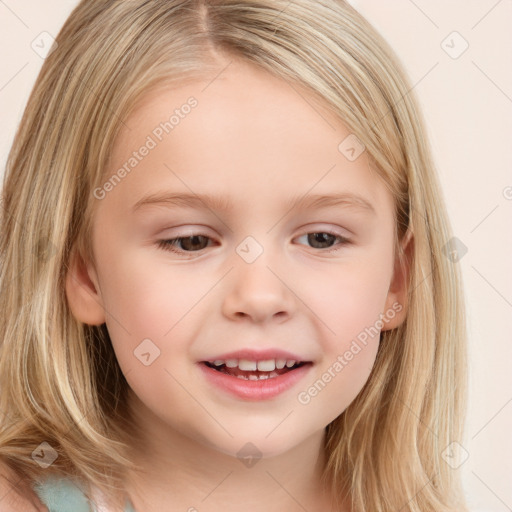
(1, 56), (411, 511)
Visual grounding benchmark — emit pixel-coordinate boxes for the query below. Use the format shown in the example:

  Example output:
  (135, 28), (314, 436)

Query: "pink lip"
(198, 361), (313, 401)
(200, 348), (312, 363)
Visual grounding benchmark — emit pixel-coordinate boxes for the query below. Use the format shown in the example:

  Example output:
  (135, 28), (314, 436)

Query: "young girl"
(0, 0), (468, 511)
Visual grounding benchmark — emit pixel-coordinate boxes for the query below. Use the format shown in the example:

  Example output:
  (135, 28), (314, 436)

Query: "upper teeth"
(211, 358), (299, 371)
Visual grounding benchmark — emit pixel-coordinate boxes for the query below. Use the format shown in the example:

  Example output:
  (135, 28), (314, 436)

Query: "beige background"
(1, 1), (511, 510)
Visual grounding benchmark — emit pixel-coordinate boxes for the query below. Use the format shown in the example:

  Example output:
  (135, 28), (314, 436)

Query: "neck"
(123, 391), (346, 512)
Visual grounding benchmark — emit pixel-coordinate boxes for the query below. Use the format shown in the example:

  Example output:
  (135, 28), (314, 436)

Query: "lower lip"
(198, 362), (313, 401)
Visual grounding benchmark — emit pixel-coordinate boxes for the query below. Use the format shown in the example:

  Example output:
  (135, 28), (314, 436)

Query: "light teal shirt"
(32, 476), (136, 512)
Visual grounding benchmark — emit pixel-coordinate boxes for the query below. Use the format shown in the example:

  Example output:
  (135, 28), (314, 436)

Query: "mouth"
(200, 358), (312, 381)
(197, 349), (315, 400)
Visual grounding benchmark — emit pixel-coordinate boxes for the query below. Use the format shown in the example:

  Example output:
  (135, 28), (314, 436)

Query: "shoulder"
(32, 476), (91, 512)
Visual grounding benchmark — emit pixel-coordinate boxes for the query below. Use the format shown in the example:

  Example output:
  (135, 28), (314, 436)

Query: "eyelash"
(156, 230), (352, 257)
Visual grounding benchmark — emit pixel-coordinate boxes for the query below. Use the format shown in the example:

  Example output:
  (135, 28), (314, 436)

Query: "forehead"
(114, 59), (346, 163)
(101, 59), (393, 219)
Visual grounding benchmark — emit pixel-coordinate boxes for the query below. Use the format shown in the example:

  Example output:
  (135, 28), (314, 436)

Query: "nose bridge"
(222, 233), (293, 322)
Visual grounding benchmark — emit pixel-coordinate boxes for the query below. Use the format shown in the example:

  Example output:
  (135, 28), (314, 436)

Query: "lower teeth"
(236, 371), (279, 380)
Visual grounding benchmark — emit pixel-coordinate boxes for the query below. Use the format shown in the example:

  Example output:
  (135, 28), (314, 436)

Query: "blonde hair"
(0, 1), (468, 510)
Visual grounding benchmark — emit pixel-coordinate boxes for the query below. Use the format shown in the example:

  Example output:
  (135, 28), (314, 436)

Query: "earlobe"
(382, 230), (414, 331)
(65, 247), (106, 325)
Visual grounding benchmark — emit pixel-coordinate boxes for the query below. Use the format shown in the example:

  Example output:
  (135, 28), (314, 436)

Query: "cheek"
(295, 342), (378, 427)
(308, 255), (393, 345)
(96, 248), (210, 378)
(295, 274), (385, 423)
(98, 244), (198, 331)
(99, 261), (197, 421)
(294, 254), (392, 416)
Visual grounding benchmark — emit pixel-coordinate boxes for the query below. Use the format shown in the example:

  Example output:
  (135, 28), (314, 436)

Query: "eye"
(295, 230), (352, 253)
(157, 234), (213, 256)
(157, 230), (351, 256)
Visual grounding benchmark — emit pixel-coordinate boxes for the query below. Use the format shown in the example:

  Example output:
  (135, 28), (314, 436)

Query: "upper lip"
(200, 348), (313, 363)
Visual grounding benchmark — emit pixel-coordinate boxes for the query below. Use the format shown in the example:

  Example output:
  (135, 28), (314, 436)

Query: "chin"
(205, 431), (308, 462)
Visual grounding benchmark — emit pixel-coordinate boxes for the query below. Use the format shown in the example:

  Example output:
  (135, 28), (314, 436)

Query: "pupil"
(183, 235), (207, 250)
(310, 232), (334, 248)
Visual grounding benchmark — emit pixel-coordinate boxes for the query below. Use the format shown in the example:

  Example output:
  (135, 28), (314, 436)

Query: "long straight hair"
(0, 1), (468, 510)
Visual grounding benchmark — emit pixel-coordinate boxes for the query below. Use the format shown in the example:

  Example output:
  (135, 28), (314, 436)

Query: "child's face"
(67, 58), (408, 459)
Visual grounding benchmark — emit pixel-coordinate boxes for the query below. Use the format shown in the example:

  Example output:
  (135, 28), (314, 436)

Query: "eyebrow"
(132, 191), (376, 215)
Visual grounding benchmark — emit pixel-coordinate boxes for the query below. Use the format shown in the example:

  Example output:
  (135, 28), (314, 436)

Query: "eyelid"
(155, 225), (353, 257)
(156, 223), (352, 238)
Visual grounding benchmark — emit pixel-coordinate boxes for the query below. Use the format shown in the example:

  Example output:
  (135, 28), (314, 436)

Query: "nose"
(221, 254), (295, 324)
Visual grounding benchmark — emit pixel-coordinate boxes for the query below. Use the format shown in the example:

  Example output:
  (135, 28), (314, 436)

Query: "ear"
(381, 229), (414, 331)
(65, 247), (106, 325)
